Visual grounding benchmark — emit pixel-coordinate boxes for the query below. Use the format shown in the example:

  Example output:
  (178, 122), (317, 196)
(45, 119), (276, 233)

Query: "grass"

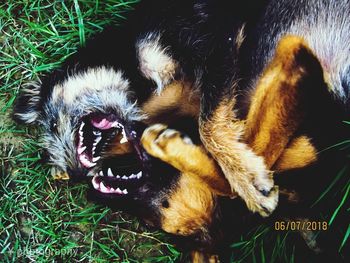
(0, 0), (349, 262)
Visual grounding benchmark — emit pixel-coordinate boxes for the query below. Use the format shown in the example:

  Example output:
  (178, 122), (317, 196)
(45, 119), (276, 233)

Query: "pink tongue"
(91, 117), (113, 130)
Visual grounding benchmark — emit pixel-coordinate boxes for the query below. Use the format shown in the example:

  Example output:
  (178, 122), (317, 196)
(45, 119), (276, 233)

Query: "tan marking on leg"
(274, 136), (317, 172)
(245, 35), (323, 168)
(160, 173), (214, 236)
(200, 99), (278, 217)
(141, 81), (200, 124)
(141, 124), (233, 196)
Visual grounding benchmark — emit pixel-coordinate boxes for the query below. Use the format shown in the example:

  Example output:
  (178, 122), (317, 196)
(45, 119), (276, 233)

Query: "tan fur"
(139, 36), (322, 240)
(199, 99), (278, 217)
(245, 35), (321, 168)
(142, 81), (200, 124)
(106, 133), (135, 156)
(161, 173), (215, 235)
(274, 136), (317, 172)
(141, 124), (233, 197)
(191, 251), (220, 263)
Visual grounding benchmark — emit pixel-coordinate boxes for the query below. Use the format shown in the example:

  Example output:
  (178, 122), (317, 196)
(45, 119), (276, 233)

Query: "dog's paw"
(246, 184), (279, 217)
(220, 154), (278, 217)
(141, 124), (193, 163)
(243, 168), (278, 217)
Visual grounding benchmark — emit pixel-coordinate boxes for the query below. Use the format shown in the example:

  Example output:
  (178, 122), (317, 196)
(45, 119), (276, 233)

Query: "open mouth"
(77, 113), (128, 168)
(76, 113), (149, 196)
(90, 154), (146, 195)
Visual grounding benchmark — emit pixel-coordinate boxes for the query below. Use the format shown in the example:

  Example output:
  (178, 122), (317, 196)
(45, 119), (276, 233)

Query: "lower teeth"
(92, 175), (128, 195)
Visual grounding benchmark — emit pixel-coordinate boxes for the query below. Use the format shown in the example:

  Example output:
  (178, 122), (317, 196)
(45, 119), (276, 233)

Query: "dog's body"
(14, 0), (350, 261)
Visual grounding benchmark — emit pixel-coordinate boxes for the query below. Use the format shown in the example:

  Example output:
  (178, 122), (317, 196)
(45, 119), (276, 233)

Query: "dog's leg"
(199, 35), (325, 217)
(245, 35), (325, 169)
(199, 98), (277, 217)
(141, 124), (233, 197)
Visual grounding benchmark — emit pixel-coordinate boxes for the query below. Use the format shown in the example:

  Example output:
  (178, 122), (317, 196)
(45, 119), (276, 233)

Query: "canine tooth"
(107, 168), (114, 177)
(92, 176), (100, 190)
(122, 175), (128, 180)
(94, 136), (102, 145)
(120, 128), (128, 144)
(78, 146), (87, 154)
(79, 122), (85, 131)
(99, 171), (103, 176)
(122, 189), (128, 194)
(100, 181), (109, 193)
(136, 171), (142, 179)
(92, 156), (101, 162)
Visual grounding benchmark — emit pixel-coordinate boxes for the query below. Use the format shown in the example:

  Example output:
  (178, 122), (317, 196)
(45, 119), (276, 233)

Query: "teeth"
(122, 189), (128, 194)
(122, 175), (128, 180)
(93, 130), (101, 136)
(129, 174), (136, 179)
(99, 171), (103, 176)
(94, 136), (102, 146)
(79, 122), (85, 132)
(120, 137), (128, 144)
(100, 181), (108, 193)
(107, 168), (114, 177)
(78, 146), (87, 154)
(136, 171), (142, 179)
(116, 187), (122, 194)
(116, 175), (120, 179)
(92, 176), (99, 190)
(92, 156), (101, 162)
(79, 154), (96, 168)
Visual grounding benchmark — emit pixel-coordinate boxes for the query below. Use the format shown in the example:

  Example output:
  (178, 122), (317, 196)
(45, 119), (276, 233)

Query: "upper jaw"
(76, 112), (130, 170)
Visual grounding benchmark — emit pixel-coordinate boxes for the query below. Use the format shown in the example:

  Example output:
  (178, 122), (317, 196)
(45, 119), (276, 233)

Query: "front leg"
(199, 98), (278, 217)
(141, 124), (233, 197)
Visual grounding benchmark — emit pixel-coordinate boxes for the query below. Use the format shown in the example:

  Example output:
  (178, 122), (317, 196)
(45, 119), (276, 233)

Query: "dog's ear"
(13, 81), (42, 124)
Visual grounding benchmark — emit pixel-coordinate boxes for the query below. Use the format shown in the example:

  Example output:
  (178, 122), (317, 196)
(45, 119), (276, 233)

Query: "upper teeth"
(79, 122), (85, 131)
(78, 146), (87, 154)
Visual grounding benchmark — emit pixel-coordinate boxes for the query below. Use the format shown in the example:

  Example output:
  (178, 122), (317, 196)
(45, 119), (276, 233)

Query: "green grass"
(0, 1), (349, 262)
(0, 1), (182, 262)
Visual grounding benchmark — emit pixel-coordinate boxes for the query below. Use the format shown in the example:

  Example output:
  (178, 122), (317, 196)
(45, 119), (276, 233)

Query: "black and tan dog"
(96, 36), (338, 261)
(13, 1), (350, 259)
(14, 0), (350, 217)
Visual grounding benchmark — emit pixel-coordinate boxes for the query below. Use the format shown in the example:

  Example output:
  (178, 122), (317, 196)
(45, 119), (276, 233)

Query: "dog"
(13, 0), (350, 260)
(13, 0), (350, 217)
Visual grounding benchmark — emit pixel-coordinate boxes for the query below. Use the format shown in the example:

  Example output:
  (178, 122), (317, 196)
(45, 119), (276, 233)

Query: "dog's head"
(14, 66), (148, 177)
